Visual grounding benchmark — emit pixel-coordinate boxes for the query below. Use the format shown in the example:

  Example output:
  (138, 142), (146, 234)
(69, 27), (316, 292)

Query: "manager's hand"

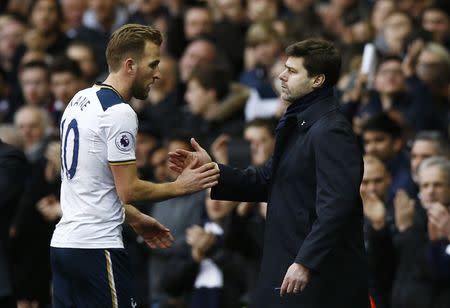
(280, 263), (310, 296)
(168, 138), (212, 174)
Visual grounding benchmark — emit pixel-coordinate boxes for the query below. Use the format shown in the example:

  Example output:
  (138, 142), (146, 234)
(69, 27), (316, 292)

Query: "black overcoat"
(212, 95), (369, 307)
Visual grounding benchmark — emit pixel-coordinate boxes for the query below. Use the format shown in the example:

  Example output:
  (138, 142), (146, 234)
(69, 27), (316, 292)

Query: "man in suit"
(0, 139), (28, 308)
(169, 39), (369, 307)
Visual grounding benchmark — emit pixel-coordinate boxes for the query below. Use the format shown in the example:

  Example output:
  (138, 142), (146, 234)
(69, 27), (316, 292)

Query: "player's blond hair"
(106, 24), (162, 73)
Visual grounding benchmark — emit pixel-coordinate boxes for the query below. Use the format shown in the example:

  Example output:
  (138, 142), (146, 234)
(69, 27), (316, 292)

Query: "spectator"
(18, 61), (52, 108)
(210, 118), (275, 170)
(11, 140), (61, 308)
(342, 55), (436, 133)
(240, 22), (282, 99)
(149, 144), (169, 183)
(282, 0), (315, 16)
(127, 0), (169, 26)
(362, 113), (413, 203)
(0, 14), (26, 75)
(421, 4), (450, 48)
(49, 56), (83, 127)
(138, 56), (181, 139)
(410, 131), (449, 193)
(246, 0), (278, 23)
(66, 41), (100, 84)
(0, 67), (13, 122)
(135, 123), (159, 181)
(148, 135), (205, 307)
(4, 0), (33, 19)
(425, 159), (450, 308)
(390, 156), (450, 308)
(0, 134), (28, 308)
(396, 0), (429, 20)
(360, 155), (395, 308)
(415, 43), (450, 136)
(179, 38), (217, 85)
(183, 64), (245, 148)
(213, 0), (248, 77)
(317, 0), (370, 48)
(370, 0), (396, 34)
(166, 3), (213, 59)
(61, 0), (87, 36)
(159, 190), (247, 308)
(0, 124), (22, 149)
(13, 0), (70, 65)
(376, 11), (413, 57)
(401, 40), (450, 136)
(177, 38), (250, 126)
(13, 106), (49, 163)
(72, 0), (128, 74)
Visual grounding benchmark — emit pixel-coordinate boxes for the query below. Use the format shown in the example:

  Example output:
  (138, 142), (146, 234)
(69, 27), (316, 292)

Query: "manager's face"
(278, 57), (316, 102)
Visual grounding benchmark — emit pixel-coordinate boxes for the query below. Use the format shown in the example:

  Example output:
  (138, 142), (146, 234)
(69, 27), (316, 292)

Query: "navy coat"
(212, 95), (369, 307)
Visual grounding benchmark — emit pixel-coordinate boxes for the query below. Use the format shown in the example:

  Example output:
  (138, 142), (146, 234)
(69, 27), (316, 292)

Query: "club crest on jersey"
(115, 131), (134, 152)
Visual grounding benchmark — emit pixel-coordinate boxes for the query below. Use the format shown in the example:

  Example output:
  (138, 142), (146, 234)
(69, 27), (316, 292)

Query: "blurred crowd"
(0, 0), (449, 308)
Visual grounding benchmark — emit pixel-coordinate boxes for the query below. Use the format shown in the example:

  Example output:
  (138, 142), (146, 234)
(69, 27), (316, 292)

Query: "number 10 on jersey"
(60, 118), (79, 180)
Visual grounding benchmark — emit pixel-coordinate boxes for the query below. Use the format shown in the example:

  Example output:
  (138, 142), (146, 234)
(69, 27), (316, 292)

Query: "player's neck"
(103, 74), (132, 102)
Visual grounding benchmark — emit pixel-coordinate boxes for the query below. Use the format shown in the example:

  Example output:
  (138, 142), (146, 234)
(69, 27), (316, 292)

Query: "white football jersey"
(51, 83), (137, 249)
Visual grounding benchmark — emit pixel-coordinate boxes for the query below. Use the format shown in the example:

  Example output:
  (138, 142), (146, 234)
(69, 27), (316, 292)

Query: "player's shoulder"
(92, 83), (130, 112)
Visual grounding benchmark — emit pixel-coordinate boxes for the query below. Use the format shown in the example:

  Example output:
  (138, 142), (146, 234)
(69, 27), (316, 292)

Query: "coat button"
(300, 120), (306, 126)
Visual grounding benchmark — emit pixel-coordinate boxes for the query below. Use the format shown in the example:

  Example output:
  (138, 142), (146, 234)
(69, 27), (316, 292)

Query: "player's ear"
(125, 58), (136, 74)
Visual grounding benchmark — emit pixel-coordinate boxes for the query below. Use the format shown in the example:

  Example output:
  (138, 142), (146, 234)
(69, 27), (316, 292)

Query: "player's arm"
(110, 160), (219, 204)
(123, 204), (174, 248)
(105, 104), (218, 204)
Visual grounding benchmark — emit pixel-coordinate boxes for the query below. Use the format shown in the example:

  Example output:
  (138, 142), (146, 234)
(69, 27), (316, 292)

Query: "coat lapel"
(272, 116), (297, 173)
(272, 96), (340, 174)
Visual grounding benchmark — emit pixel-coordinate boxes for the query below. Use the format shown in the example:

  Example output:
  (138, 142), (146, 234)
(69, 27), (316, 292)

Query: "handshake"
(169, 138), (220, 194)
(126, 138), (219, 251)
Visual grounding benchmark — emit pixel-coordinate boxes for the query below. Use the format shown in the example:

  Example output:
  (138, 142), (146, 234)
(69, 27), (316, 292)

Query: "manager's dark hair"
(285, 39), (341, 87)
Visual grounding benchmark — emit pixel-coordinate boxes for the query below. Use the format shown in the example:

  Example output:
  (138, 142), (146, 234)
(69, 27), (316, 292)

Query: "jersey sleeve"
(103, 103), (138, 165)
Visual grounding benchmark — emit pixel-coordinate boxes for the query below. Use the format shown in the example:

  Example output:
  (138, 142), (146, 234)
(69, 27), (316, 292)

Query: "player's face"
(132, 41), (161, 100)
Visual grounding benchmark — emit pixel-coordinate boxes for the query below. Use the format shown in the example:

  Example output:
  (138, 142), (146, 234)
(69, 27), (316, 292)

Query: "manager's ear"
(312, 74), (325, 89)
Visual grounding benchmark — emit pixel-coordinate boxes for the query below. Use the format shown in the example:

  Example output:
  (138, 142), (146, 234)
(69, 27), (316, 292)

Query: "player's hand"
(130, 214), (174, 249)
(279, 263), (310, 296)
(168, 138), (212, 174)
(175, 157), (220, 194)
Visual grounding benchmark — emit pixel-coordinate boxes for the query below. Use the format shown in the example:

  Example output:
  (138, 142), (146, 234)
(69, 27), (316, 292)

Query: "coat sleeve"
(210, 158), (272, 202)
(295, 123), (363, 270)
(0, 146), (28, 211)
